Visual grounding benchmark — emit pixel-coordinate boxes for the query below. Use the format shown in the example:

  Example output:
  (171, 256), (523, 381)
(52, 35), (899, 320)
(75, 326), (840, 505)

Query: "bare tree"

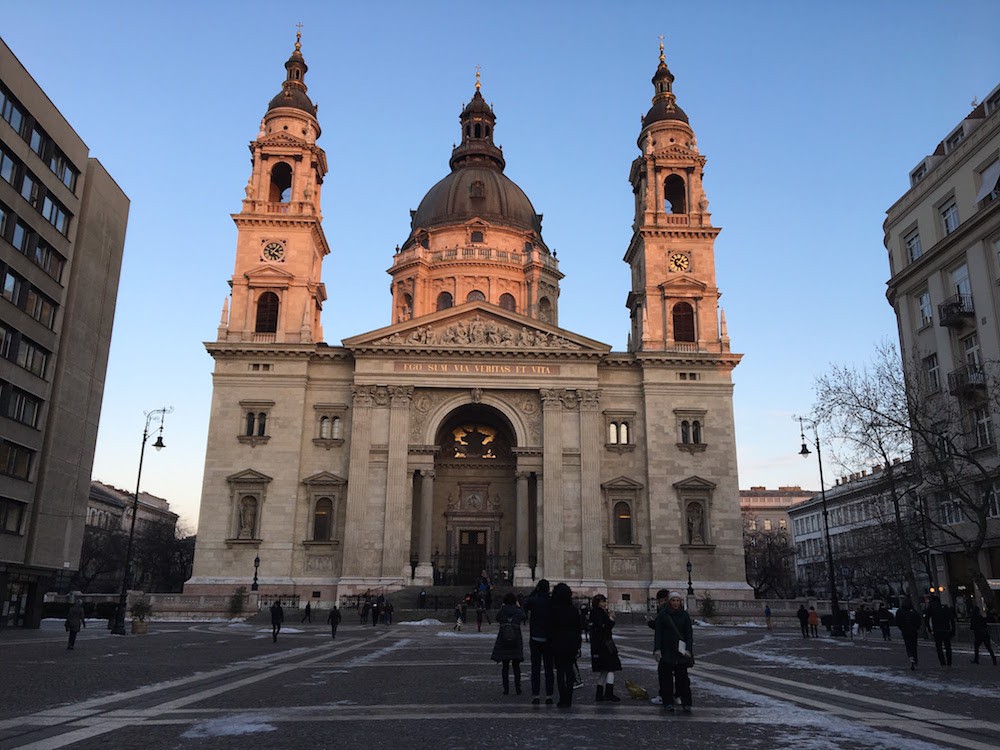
(744, 515), (797, 599)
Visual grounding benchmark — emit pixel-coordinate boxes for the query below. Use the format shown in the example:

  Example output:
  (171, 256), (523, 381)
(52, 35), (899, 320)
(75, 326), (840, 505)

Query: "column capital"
(540, 388), (562, 409)
(390, 385), (414, 406)
(515, 471), (531, 481)
(577, 389), (601, 410)
(351, 384), (377, 407)
(420, 469), (436, 479)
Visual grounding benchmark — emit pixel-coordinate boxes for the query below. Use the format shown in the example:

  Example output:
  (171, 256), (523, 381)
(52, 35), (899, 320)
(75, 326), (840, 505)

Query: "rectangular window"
(918, 291), (932, 326)
(0, 87), (25, 133)
(40, 195), (69, 234)
(15, 338), (48, 378)
(0, 322), (13, 359)
(941, 201), (959, 235)
(5, 387), (40, 428)
(924, 354), (940, 393)
(945, 129), (964, 152)
(2, 270), (22, 305)
(963, 333), (981, 367)
(905, 230), (923, 263)
(0, 497), (25, 534)
(0, 151), (15, 185)
(763, 519), (772, 531)
(987, 482), (1000, 519)
(24, 288), (55, 329)
(19, 173), (36, 205)
(940, 500), (962, 525)
(0, 439), (33, 480)
(29, 127), (44, 158)
(31, 240), (64, 283)
(973, 405), (993, 448)
(0, 203), (6, 237)
(11, 220), (28, 252)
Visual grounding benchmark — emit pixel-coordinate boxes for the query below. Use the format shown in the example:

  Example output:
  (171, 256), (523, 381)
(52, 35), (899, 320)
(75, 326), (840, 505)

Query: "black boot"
(502, 676), (510, 695)
(595, 686), (605, 702)
(605, 684), (621, 702)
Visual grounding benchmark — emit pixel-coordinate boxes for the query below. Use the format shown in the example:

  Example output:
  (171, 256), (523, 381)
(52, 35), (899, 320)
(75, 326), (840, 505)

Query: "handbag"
(662, 612), (695, 668)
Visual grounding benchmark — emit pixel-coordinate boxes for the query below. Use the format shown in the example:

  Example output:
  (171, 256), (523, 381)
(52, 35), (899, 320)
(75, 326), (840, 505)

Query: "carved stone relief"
(373, 315), (581, 349)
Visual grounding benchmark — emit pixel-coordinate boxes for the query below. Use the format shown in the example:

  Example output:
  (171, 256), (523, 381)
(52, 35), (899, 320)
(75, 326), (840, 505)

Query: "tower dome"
(267, 31), (317, 118)
(641, 40), (689, 132)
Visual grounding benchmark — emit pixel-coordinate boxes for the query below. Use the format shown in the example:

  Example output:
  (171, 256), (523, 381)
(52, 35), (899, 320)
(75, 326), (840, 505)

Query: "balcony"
(938, 294), (974, 328)
(947, 363), (986, 397)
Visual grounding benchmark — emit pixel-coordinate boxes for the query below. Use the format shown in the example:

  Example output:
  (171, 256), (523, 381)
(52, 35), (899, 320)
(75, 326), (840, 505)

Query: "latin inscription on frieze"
(394, 362), (560, 376)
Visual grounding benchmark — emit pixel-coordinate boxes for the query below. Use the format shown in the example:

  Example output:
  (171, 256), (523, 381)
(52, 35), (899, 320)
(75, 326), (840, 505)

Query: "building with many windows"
(187, 37), (751, 605)
(884, 82), (1000, 607)
(739, 485), (813, 534)
(0, 38), (129, 627)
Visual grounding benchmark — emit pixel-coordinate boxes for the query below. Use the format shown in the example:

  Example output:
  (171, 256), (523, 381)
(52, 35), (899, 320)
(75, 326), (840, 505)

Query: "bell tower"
(624, 41), (730, 354)
(221, 32), (330, 344)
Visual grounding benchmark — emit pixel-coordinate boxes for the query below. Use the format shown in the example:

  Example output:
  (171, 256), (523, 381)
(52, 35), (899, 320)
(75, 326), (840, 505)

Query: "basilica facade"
(186, 36), (751, 605)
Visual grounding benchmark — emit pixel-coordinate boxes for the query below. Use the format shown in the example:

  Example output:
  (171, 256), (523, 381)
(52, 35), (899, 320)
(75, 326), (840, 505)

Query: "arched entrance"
(425, 404), (517, 586)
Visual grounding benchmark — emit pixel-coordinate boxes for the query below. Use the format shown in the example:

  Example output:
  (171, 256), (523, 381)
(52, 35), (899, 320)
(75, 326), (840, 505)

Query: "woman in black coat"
(547, 583), (582, 708)
(590, 594), (623, 702)
(491, 593), (525, 694)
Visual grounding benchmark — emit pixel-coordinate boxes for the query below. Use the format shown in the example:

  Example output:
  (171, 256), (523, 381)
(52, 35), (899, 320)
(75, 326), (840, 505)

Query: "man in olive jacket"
(652, 589), (694, 713)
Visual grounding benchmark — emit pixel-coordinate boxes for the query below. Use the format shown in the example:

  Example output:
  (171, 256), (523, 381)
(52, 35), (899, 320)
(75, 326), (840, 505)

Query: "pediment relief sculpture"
(372, 315), (581, 350)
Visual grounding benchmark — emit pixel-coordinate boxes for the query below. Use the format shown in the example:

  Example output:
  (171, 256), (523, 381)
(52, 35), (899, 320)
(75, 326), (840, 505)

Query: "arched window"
(664, 174), (686, 214)
(246, 412), (256, 436)
(467, 289), (486, 302)
(673, 302), (695, 342)
(681, 420), (691, 443)
(499, 293), (516, 312)
(269, 162), (293, 203)
(256, 412), (267, 437)
(614, 501), (633, 545)
(474, 123), (481, 138)
(608, 422), (619, 444)
(692, 420), (702, 444)
(319, 416), (331, 439)
(398, 293), (413, 322)
(255, 292), (279, 333)
(471, 230), (484, 243)
(313, 497), (333, 541)
(436, 292), (453, 311)
(537, 297), (552, 323)
(332, 416), (342, 439)
(620, 422), (629, 444)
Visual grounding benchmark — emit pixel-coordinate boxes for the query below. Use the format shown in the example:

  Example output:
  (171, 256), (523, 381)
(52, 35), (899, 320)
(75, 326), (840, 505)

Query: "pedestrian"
(476, 598), (486, 632)
(360, 599), (369, 625)
(523, 578), (554, 705)
(969, 604), (997, 665)
(454, 602), (464, 630)
(876, 604), (893, 641)
(924, 595), (956, 667)
(66, 599), (85, 650)
(384, 601), (394, 625)
(895, 598), (922, 670)
(764, 603), (772, 630)
(653, 590), (694, 714)
(270, 600), (284, 643)
(418, 588), (427, 609)
(807, 606), (819, 638)
(580, 602), (591, 643)
(370, 600), (380, 628)
(547, 582), (582, 708)
(796, 604), (809, 638)
(327, 605), (342, 639)
(301, 602), (312, 623)
(590, 594), (622, 703)
(491, 592), (525, 695)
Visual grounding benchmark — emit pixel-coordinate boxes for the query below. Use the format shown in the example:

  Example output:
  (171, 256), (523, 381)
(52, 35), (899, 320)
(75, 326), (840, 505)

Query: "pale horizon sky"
(4, 1), (999, 530)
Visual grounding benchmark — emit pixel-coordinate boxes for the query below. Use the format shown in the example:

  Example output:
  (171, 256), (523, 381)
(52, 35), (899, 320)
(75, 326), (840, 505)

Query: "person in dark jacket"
(653, 590), (694, 713)
(66, 600), (85, 650)
(270, 601), (284, 643)
(547, 583), (582, 708)
(301, 602), (312, 623)
(969, 604), (997, 665)
(876, 605), (893, 641)
(491, 592), (525, 695)
(590, 594), (623, 703)
(924, 595), (956, 666)
(796, 605), (810, 638)
(523, 579), (554, 705)
(327, 605), (342, 639)
(895, 599), (922, 670)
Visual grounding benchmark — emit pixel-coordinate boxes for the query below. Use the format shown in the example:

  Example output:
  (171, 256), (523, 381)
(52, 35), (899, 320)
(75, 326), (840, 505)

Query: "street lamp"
(797, 416), (845, 637)
(251, 555), (260, 591)
(686, 559), (694, 596)
(111, 407), (172, 635)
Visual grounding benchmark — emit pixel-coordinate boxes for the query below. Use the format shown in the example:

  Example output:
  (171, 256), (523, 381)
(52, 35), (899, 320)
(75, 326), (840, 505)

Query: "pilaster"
(578, 389), (604, 584)
(342, 385), (375, 578)
(540, 388), (565, 580)
(382, 385), (414, 579)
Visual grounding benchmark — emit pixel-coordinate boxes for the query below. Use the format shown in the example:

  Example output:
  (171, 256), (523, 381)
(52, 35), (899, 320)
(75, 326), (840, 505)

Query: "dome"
(643, 98), (689, 128)
(266, 35), (317, 117)
(410, 166), (541, 235)
(268, 87), (316, 116)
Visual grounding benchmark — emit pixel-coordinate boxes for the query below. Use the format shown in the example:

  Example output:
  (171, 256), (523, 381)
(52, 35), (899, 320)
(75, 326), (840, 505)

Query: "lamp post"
(251, 555), (260, 591)
(686, 559), (694, 596)
(111, 407), (172, 636)
(797, 417), (845, 637)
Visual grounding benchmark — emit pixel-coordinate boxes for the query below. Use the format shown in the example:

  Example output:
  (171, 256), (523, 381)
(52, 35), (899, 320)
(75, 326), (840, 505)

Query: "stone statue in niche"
(686, 502), (705, 545)
(238, 497), (257, 539)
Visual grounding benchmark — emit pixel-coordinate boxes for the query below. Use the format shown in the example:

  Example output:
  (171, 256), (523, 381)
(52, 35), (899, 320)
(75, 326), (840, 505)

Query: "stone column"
(383, 385), (413, 581)
(414, 469), (435, 584)
(513, 470), (531, 586)
(342, 385), (375, 581)
(579, 389), (605, 589)
(540, 389), (565, 581)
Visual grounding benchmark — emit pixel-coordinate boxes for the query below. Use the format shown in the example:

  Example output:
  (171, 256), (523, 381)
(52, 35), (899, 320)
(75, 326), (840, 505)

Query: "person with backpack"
(969, 604), (997, 665)
(895, 598), (922, 670)
(523, 579), (554, 705)
(491, 592), (524, 695)
(590, 594), (622, 703)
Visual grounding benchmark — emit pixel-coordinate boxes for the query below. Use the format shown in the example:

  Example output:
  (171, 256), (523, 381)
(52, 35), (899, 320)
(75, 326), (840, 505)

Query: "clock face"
(262, 241), (285, 262)
(670, 253), (690, 271)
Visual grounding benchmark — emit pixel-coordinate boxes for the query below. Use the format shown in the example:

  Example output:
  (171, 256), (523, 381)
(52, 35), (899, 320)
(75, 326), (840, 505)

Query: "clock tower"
(221, 32), (330, 344)
(624, 42), (729, 355)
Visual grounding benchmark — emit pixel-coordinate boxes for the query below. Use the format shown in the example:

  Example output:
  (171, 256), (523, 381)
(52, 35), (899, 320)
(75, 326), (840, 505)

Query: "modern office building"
(187, 36), (751, 605)
(0, 38), (129, 627)
(884, 82), (1000, 607)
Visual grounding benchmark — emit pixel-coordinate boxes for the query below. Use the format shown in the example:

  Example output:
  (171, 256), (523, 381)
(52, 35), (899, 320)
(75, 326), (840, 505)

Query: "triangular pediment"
(658, 275), (708, 294)
(226, 469), (273, 484)
(673, 475), (717, 491)
(245, 264), (296, 284)
(302, 471), (347, 486)
(257, 132), (306, 148)
(343, 301), (610, 353)
(601, 476), (645, 491)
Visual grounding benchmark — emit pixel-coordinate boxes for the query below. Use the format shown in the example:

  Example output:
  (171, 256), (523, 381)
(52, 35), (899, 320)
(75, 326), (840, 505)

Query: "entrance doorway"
(458, 530), (487, 585)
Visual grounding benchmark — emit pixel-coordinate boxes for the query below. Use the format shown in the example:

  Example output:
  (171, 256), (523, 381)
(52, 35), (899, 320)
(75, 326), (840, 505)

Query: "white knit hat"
(668, 591), (683, 600)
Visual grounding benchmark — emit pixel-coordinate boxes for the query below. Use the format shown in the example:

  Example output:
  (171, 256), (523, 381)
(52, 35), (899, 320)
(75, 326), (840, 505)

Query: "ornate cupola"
(624, 40), (731, 355)
(387, 72), (563, 325)
(220, 31), (331, 345)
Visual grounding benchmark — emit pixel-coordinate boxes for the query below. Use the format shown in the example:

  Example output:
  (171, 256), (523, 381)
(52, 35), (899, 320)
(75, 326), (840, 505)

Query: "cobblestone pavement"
(1, 618), (998, 749)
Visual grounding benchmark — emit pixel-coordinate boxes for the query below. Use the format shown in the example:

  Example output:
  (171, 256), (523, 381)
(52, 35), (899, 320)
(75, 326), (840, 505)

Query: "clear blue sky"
(4, 1), (999, 529)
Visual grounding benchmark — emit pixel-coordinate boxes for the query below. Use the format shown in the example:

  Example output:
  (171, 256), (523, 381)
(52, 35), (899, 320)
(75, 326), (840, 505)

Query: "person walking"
(270, 600), (284, 643)
(969, 604), (997, 665)
(807, 606), (819, 638)
(359, 599), (369, 625)
(895, 598), (922, 670)
(66, 600), (85, 650)
(547, 583), (582, 708)
(590, 594), (622, 703)
(370, 599), (380, 628)
(454, 602), (464, 631)
(523, 579), (554, 706)
(876, 604), (893, 641)
(327, 605), (342, 639)
(491, 592), (525, 695)
(796, 604), (810, 638)
(301, 602), (312, 623)
(764, 604), (772, 630)
(925, 595), (956, 667)
(476, 598), (487, 632)
(653, 590), (694, 714)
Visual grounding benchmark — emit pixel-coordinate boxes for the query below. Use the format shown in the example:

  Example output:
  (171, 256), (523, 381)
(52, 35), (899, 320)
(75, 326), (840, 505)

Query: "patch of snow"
(398, 618), (446, 626)
(181, 714), (277, 738)
(436, 630), (495, 638)
(257, 627), (304, 634)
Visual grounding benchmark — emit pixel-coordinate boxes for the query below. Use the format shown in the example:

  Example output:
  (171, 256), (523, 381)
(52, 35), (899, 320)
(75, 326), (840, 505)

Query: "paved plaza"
(1, 615), (997, 749)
